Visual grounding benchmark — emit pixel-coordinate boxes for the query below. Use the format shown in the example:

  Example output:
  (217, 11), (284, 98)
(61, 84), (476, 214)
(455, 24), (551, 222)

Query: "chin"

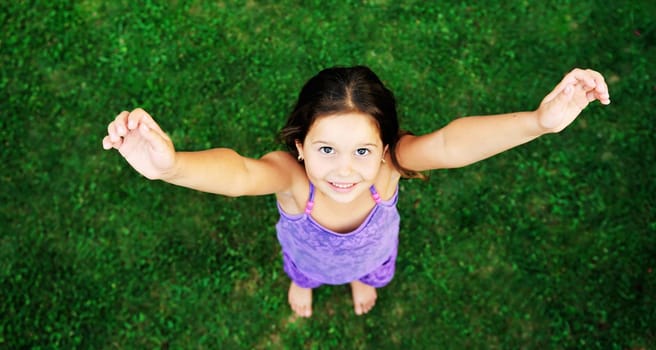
(329, 193), (359, 204)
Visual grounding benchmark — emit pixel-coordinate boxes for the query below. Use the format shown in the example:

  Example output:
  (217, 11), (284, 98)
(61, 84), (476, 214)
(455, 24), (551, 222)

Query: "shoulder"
(260, 150), (300, 166)
(259, 151), (307, 186)
(261, 151), (310, 210)
(223, 150), (306, 197)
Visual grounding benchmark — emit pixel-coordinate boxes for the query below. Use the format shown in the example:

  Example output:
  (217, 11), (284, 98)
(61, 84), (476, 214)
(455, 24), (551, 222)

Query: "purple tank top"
(276, 183), (400, 285)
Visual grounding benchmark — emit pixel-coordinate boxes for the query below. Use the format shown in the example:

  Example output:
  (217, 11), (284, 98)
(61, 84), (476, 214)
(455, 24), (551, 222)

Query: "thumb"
(554, 84), (575, 104)
(547, 83), (576, 109)
(540, 83), (572, 111)
(138, 123), (172, 154)
(559, 83), (590, 110)
(563, 84), (574, 96)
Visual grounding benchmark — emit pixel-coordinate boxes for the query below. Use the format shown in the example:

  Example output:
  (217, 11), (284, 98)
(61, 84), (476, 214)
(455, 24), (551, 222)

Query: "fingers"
(565, 68), (611, 105)
(542, 68), (612, 108)
(103, 108), (171, 150)
(103, 111), (126, 150)
(126, 108), (152, 131)
(130, 108), (169, 134)
(592, 75), (611, 105)
(567, 68), (597, 89)
(103, 111), (128, 150)
(102, 135), (119, 150)
(580, 68), (611, 104)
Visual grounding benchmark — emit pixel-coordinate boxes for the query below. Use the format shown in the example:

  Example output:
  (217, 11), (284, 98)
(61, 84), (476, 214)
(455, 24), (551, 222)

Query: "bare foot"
(288, 281), (313, 317)
(350, 280), (377, 315)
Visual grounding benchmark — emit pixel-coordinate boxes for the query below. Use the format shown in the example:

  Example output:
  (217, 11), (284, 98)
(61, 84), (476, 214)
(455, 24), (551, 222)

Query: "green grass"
(1, 0), (655, 349)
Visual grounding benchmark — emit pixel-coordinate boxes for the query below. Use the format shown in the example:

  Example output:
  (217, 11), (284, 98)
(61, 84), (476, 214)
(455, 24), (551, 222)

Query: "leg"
(282, 252), (322, 317)
(351, 246), (398, 315)
(350, 280), (377, 315)
(288, 281), (313, 318)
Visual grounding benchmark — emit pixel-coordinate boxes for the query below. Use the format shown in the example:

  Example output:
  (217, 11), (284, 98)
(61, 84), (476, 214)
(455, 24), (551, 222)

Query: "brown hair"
(280, 66), (420, 178)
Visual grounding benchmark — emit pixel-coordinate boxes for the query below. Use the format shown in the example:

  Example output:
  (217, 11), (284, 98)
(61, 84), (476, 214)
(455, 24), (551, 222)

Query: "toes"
(299, 305), (312, 317)
(366, 300), (376, 313)
(355, 301), (376, 316)
(350, 281), (378, 316)
(290, 302), (312, 318)
(354, 299), (376, 315)
(355, 304), (363, 315)
(288, 282), (313, 318)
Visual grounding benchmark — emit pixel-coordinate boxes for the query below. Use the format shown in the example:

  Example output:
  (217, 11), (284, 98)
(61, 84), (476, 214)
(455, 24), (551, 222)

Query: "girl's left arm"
(397, 68), (611, 171)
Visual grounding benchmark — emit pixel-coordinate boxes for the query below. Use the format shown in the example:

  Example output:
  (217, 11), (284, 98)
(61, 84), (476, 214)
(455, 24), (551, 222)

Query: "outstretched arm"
(397, 68), (611, 171)
(102, 108), (296, 196)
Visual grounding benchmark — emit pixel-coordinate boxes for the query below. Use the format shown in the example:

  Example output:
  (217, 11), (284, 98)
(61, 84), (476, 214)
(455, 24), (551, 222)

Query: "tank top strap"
(369, 185), (382, 204)
(306, 183), (381, 213)
(304, 182), (316, 214)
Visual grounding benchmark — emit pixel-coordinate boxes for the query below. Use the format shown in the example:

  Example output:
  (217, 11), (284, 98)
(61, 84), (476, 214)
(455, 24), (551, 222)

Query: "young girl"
(102, 66), (610, 318)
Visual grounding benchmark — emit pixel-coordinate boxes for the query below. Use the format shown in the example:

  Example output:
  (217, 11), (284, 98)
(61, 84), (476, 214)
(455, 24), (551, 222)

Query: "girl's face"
(296, 112), (386, 204)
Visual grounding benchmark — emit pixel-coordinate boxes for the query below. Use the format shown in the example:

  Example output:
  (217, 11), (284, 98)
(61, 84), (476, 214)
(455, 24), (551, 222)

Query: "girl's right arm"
(102, 108), (296, 197)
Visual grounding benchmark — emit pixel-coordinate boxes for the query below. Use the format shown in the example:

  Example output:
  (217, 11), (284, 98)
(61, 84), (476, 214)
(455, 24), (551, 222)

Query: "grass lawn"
(1, 1), (654, 349)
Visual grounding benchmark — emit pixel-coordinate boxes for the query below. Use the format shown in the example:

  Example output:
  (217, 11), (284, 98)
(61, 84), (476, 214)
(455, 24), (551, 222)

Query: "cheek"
(303, 158), (329, 178)
(355, 159), (382, 178)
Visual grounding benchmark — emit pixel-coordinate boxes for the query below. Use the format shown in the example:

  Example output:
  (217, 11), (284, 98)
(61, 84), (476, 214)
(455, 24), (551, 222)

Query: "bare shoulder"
(259, 150), (306, 186)
(219, 150), (304, 197)
(260, 151), (310, 211)
(260, 150), (300, 167)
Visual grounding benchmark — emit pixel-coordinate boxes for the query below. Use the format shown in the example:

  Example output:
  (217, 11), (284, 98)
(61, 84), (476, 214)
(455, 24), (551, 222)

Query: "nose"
(336, 154), (353, 176)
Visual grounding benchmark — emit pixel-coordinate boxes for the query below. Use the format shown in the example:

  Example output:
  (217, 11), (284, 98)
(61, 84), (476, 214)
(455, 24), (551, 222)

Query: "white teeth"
(331, 182), (354, 189)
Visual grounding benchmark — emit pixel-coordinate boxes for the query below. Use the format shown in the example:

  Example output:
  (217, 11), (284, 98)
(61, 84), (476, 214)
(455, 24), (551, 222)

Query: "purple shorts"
(281, 244), (398, 289)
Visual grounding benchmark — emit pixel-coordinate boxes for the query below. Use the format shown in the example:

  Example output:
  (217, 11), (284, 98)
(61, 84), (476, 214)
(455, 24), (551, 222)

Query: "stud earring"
(298, 155), (304, 161)
(381, 158), (386, 164)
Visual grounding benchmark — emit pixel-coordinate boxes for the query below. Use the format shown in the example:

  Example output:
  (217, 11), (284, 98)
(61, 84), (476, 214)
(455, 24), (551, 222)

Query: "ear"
(382, 144), (390, 164)
(295, 139), (304, 159)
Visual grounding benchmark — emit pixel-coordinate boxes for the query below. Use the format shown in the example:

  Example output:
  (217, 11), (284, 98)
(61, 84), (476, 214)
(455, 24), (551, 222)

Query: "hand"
(102, 108), (176, 180)
(537, 68), (611, 133)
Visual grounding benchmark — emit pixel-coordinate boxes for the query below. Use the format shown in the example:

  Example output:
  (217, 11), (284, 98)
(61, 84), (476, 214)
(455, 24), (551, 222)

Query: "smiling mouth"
(329, 182), (356, 190)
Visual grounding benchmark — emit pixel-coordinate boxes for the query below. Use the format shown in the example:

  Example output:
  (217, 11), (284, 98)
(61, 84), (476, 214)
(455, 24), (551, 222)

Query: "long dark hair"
(280, 66), (420, 178)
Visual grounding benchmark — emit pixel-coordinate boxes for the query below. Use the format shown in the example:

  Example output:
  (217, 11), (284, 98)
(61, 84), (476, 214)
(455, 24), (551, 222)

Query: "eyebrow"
(311, 140), (380, 148)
